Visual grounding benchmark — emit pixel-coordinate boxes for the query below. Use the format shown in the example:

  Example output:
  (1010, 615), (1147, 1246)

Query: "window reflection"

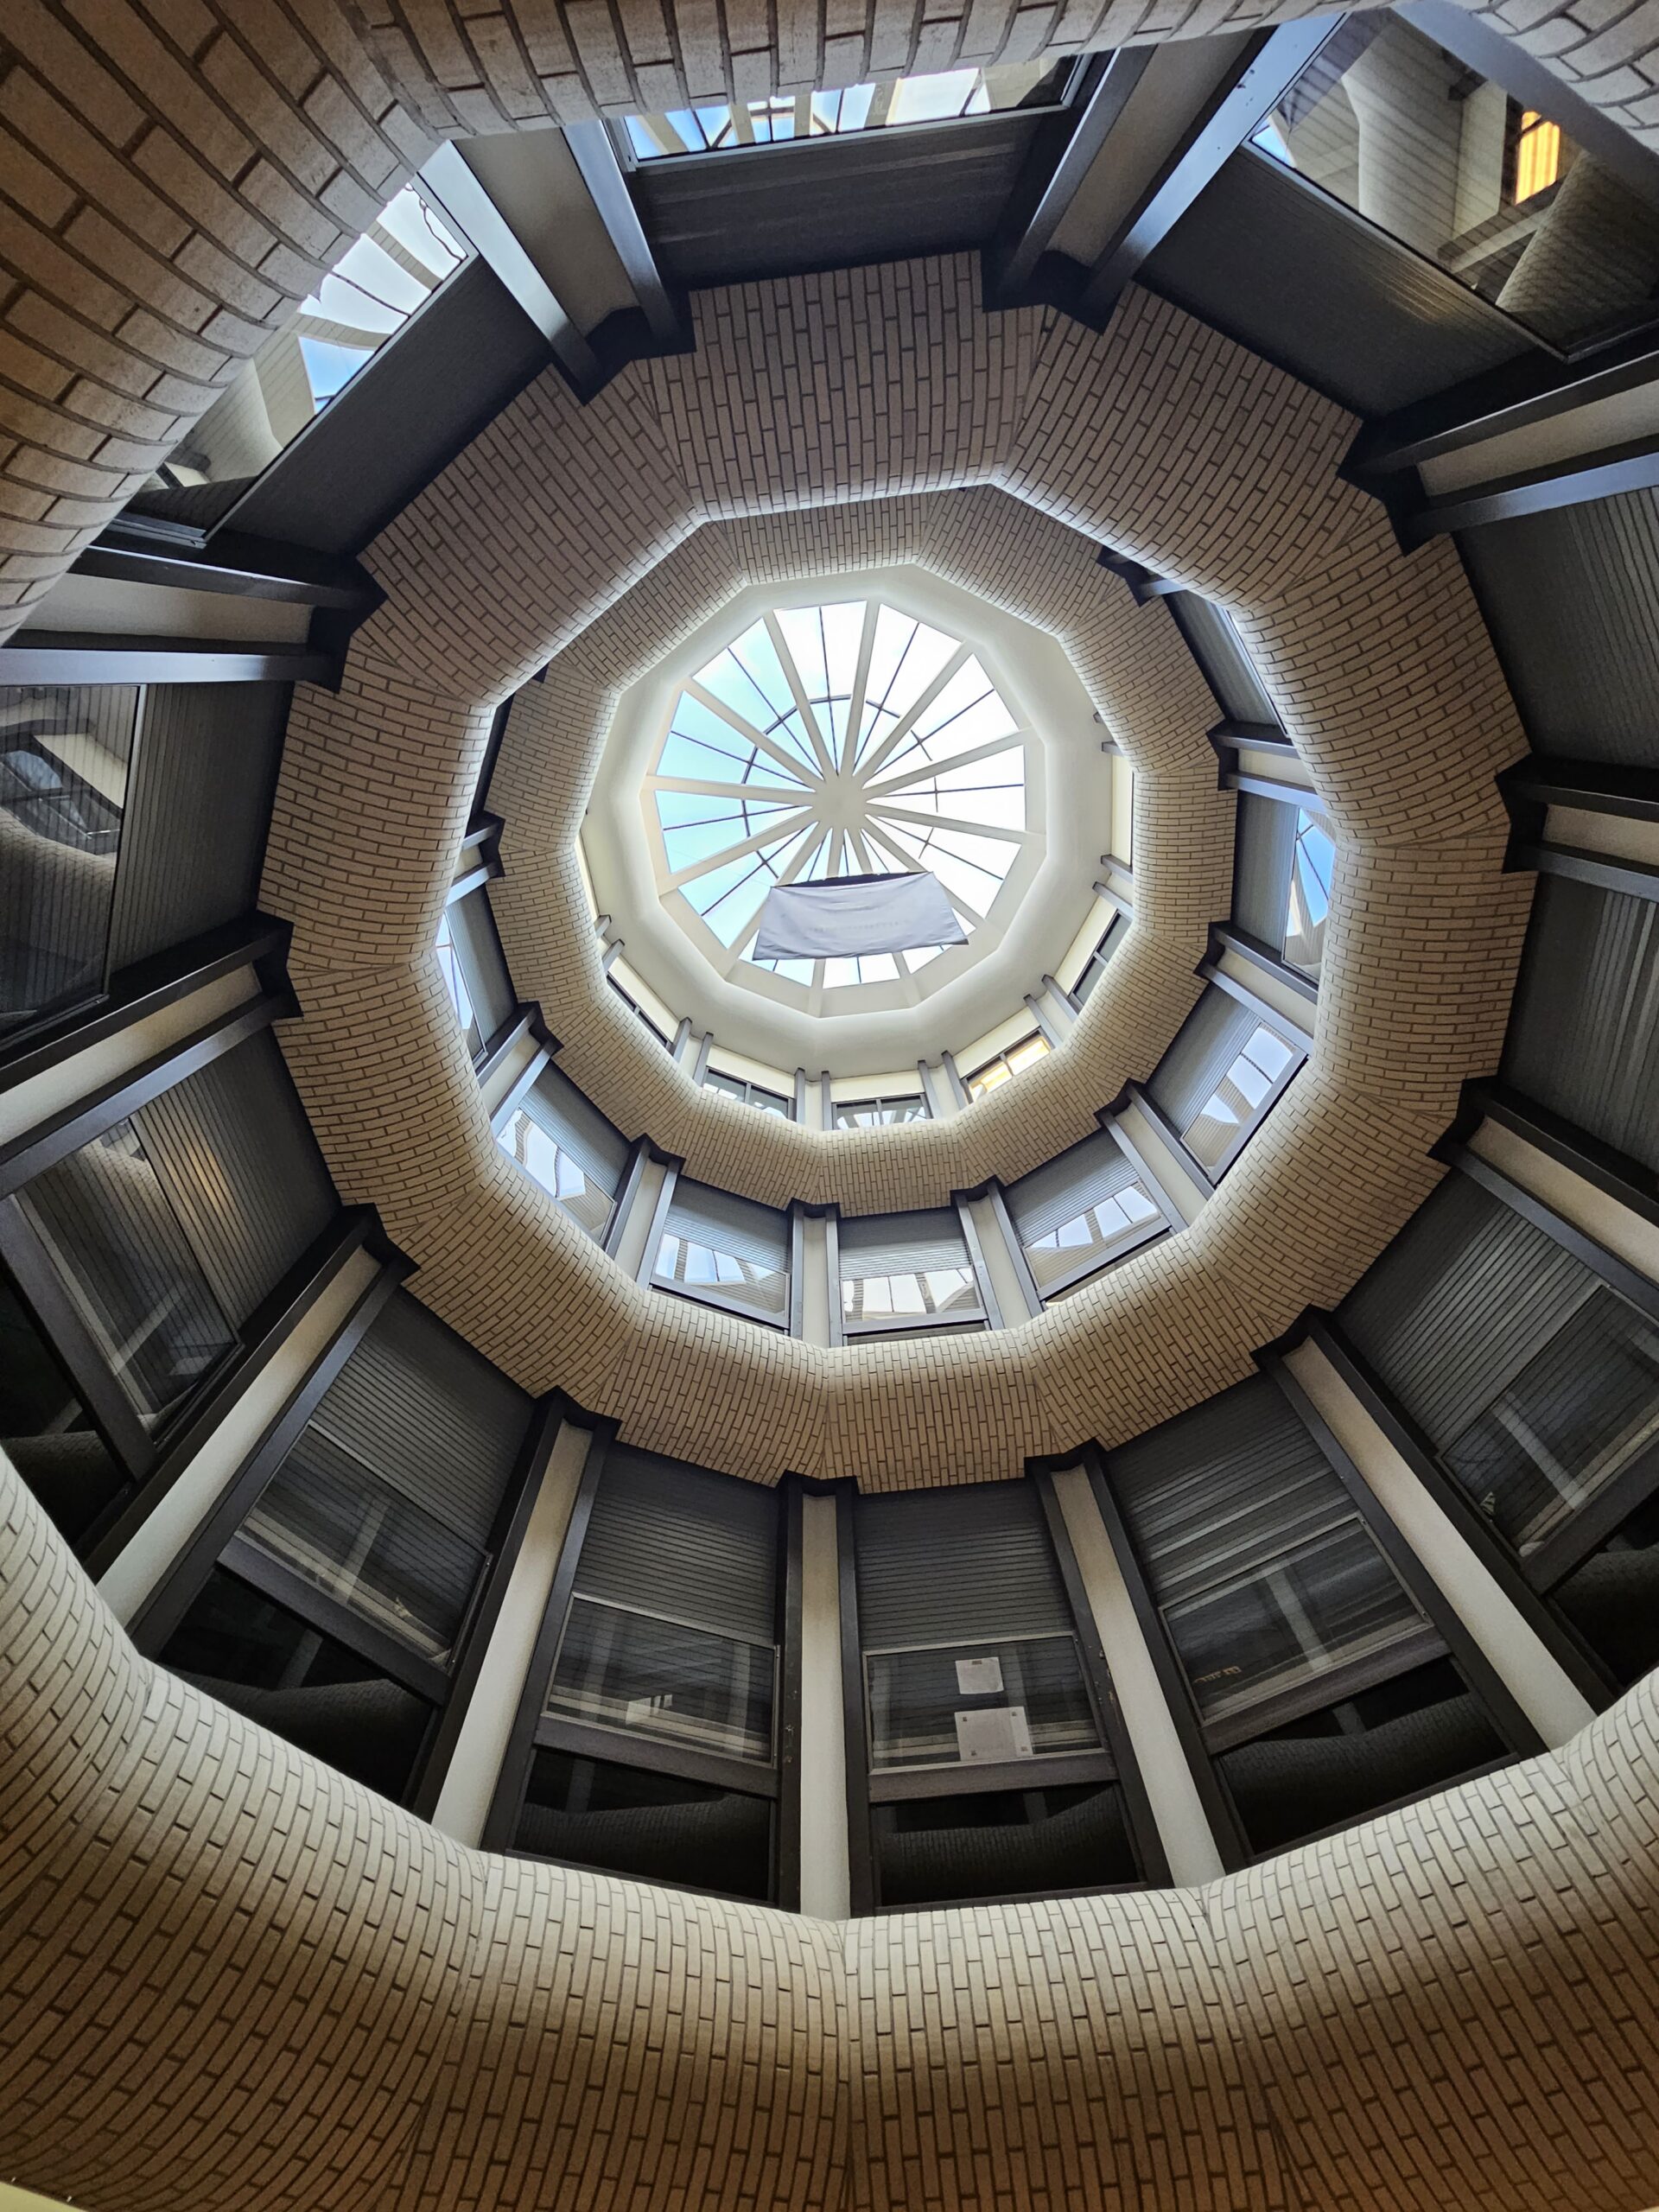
(966, 1031), (1049, 1100)
(624, 60), (1070, 160)
(1253, 15), (1659, 350)
(1183, 1022), (1296, 1174)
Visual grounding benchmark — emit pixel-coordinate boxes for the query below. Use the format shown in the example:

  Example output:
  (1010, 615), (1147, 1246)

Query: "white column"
(797, 1491), (851, 1917)
(1050, 1465), (1224, 1886)
(608, 1154), (670, 1279)
(96, 1246), (385, 1624)
(480, 1032), (546, 1123)
(920, 1059), (959, 1121)
(429, 1417), (596, 1846)
(1284, 1337), (1596, 1749)
(963, 1191), (1036, 1325)
(798, 1214), (831, 1347)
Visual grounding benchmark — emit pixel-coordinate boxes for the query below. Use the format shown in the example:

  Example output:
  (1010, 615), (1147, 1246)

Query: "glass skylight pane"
(624, 60), (1070, 161)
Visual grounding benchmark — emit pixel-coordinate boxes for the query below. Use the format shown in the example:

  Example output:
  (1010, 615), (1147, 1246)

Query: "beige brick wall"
(3, 1450), (1657, 2211)
(264, 258), (1530, 1486)
(3, 0), (1658, 637)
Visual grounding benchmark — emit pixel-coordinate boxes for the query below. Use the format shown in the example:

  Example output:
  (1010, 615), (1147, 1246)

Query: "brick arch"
(263, 262), (1531, 1485)
(3, 0), (1656, 638)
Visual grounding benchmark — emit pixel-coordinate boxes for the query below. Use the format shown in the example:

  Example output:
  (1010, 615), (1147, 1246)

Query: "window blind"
(838, 1208), (969, 1282)
(663, 1179), (789, 1274)
(573, 1446), (779, 1646)
(1147, 987), (1256, 1130)
(1503, 876), (1659, 1174)
(1006, 1131), (1141, 1244)
(855, 1483), (1071, 1649)
(307, 1289), (531, 1548)
(1338, 1176), (1599, 1451)
(1231, 791), (1298, 950)
(1170, 597), (1276, 722)
(520, 1062), (630, 1194)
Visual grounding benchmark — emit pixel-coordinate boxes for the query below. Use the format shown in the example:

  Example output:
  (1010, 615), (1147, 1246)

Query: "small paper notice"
(956, 1655), (1003, 1695)
(954, 1705), (1033, 1763)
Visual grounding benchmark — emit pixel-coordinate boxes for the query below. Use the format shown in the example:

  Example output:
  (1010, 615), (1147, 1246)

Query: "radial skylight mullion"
(866, 801), (1034, 844)
(861, 729), (1025, 797)
(762, 613), (837, 780)
(664, 806), (815, 890)
(684, 678), (825, 786)
(860, 819), (987, 928)
(840, 601), (878, 775)
(856, 645), (972, 782)
(650, 773), (814, 805)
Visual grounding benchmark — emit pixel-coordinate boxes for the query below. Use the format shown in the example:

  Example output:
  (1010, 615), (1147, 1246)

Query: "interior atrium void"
(3, 4), (1659, 2209)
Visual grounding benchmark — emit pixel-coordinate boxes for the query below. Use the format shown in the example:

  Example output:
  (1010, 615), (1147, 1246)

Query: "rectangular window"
(19, 1117), (236, 1429)
(871, 1781), (1139, 1909)
(158, 1566), (436, 1802)
(1252, 16), (1659, 352)
(498, 1061), (630, 1242)
(0, 1260), (124, 1546)
(653, 1179), (791, 1324)
(706, 1068), (792, 1117)
(1071, 917), (1123, 1007)
(965, 1031), (1049, 1100)
(838, 1207), (982, 1334)
(1, 685), (137, 1045)
(1006, 1128), (1164, 1299)
(515, 1748), (774, 1901)
(620, 60), (1072, 161)
(865, 1633), (1100, 1770)
(545, 1596), (775, 1764)
(834, 1093), (928, 1128)
(125, 183), (467, 526)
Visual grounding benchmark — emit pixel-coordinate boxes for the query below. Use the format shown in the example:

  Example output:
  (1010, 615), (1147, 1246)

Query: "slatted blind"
(445, 887), (515, 1039)
(838, 1208), (969, 1281)
(1338, 1176), (1598, 1449)
(1006, 1131), (1140, 1244)
(664, 1179), (790, 1272)
(134, 1033), (337, 1325)
(1147, 987), (1255, 1130)
(107, 683), (286, 968)
(1503, 876), (1659, 1173)
(521, 1061), (630, 1193)
(1109, 1377), (1359, 1611)
(1170, 597), (1277, 722)
(573, 1445), (779, 1645)
(1231, 791), (1297, 950)
(308, 1289), (531, 1548)
(855, 1483), (1071, 1649)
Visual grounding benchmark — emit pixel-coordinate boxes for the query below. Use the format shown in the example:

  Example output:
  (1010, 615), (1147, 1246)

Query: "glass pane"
(866, 1634), (1100, 1770)
(499, 1109), (614, 1239)
(160, 1567), (435, 1802)
(20, 1117), (235, 1427)
(625, 60), (1070, 159)
(1, 685), (136, 1040)
(546, 1596), (775, 1763)
(0, 1262), (124, 1546)
(1444, 1287), (1659, 1555)
(1284, 810), (1333, 979)
(841, 1262), (979, 1325)
(1218, 1657), (1504, 1856)
(1553, 1486), (1659, 1689)
(653, 1233), (788, 1320)
(1254, 15), (1659, 351)
(241, 1428), (484, 1665)
(1184, 1023), (1295, 1172)
(1162, 1518), (1427, 1726)
(434, 909), (480, 1051)
(124, 185), (465, 528)
(835, 1096), (927, 1128)
(872, 1781), (1137, 1907)
(516, 1748), (773, 1900)
(1023, 1182), (1160, 1293)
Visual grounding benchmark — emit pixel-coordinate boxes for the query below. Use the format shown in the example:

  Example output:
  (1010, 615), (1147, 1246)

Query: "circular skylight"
(646, 598), (1031, 989)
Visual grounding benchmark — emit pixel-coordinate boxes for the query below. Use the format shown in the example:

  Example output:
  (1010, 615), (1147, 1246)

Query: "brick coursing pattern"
(3, 1454), (1657, 2211)
(3, 0), (1659, 635)
(264, 259), (1531, 1486)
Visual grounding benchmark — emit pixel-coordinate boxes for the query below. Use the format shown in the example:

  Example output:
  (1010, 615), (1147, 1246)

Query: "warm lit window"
(1513, 110), (1561, 203)
(966, 1033), (1049, 1100)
